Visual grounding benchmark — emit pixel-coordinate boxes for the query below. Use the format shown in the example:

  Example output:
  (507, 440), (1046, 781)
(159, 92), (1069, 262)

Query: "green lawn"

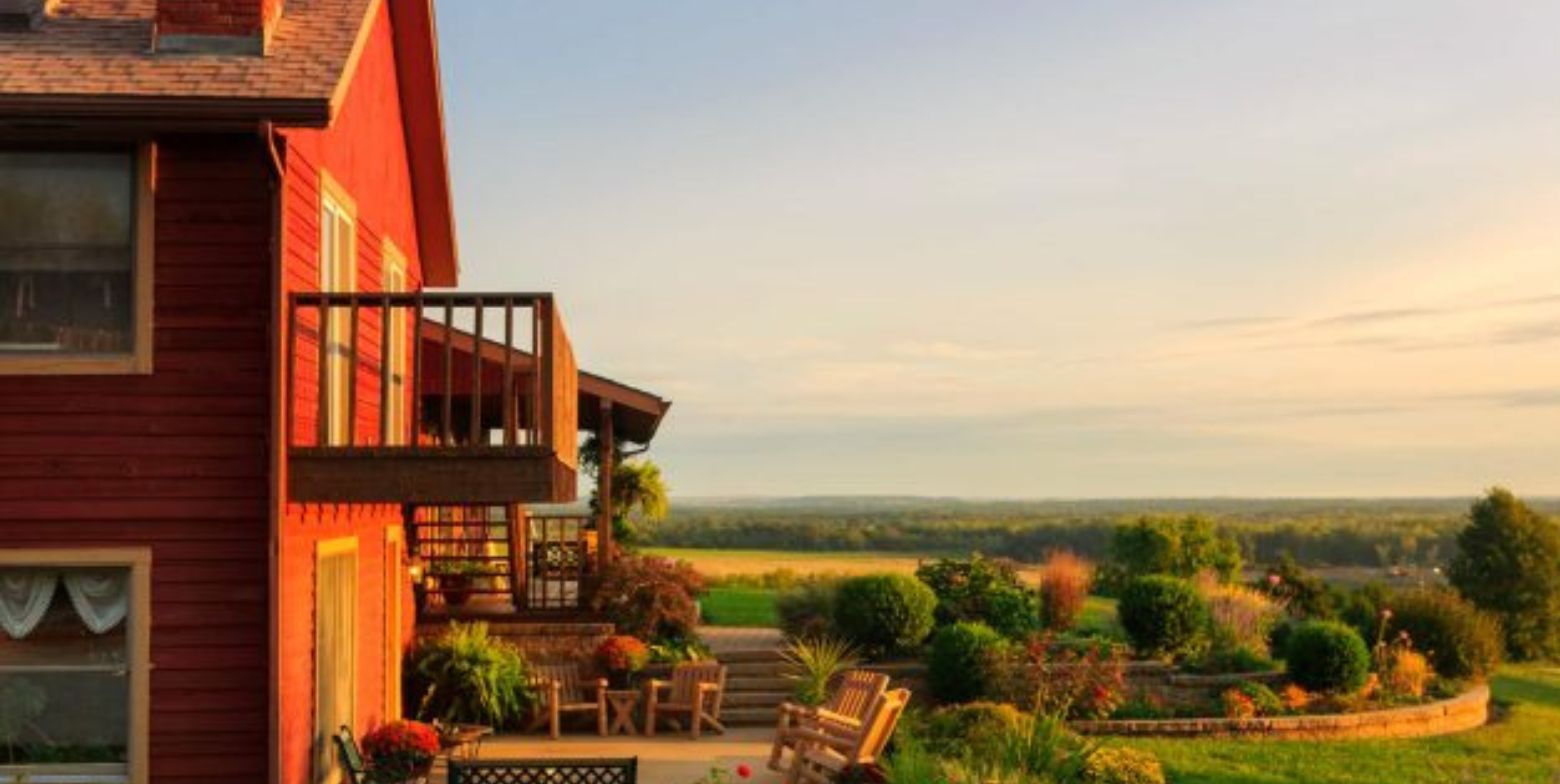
(1122, 665), (1560, 784)
(699, 585), (780, 627)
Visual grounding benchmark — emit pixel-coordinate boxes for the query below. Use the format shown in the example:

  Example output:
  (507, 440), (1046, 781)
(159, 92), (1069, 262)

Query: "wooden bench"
(449, 757), (638, 784)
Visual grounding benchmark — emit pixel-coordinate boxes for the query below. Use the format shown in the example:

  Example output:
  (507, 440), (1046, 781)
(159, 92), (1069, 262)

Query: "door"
(320, 180), (356, 446)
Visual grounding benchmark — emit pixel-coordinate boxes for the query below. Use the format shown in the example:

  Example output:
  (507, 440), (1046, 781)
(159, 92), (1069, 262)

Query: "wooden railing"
(287, 292), (577, 463)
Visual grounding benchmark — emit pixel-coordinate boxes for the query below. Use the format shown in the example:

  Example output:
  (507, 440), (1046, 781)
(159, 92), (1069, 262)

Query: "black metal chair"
(449, 757), (638, 784)
(332, 725), (370, 784)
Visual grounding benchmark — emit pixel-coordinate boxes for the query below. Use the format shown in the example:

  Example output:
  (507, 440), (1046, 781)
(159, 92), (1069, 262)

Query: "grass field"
(700, 586), (780, 627)
(647, 547), (939, 578)
(1122, 665), (1560, 783)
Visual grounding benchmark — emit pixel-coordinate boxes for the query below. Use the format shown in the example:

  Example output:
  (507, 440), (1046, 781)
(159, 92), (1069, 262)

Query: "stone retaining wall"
(416, 620), (614, 663)
(1072, 685), (1490, 740)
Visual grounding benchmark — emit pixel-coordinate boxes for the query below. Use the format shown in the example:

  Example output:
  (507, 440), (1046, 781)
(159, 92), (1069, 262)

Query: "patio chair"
(332, 725), (369, 784)
(527, 662), (609, 738)
(783, 688), (910, 784)
(768, 669), (890, 771)
(643, 661), (728, 738)
(449, 757), (637, 784)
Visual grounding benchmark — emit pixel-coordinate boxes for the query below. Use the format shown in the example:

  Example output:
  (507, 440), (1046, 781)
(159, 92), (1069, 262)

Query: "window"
(319, 176), (356, 446)
(314, 538), (357, 784)
(0, 550), (150, 784)
(0, 148), (153, 374)
(383, 243), (409, 446)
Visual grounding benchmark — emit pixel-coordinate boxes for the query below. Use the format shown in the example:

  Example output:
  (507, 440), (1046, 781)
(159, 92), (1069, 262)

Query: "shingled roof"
(0, 0), (374, 124)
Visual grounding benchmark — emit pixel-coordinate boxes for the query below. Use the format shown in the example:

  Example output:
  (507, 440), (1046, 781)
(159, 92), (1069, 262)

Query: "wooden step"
(720, 706), (782, 726)
(712, 648), (786, 663)
(726, 676), (792, 692)
(723, 690), (792, 708)
(721, 661), (790, 678)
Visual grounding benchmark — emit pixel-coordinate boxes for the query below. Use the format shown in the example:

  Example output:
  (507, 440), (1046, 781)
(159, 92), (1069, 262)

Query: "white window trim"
(0, 145), (156, 376)
(319, 172), (357, 446)
(314, 537), (358, 784)
(382, 242), (409, 446)
(0, 548), (152, 784)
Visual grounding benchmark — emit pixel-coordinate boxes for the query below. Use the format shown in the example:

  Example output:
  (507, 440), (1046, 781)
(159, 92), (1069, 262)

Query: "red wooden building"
(0, 2), (668, 783)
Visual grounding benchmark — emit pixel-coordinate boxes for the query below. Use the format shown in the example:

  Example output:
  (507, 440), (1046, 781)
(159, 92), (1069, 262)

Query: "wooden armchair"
(527, 662), (609, 738)
(332, 725), (370, 784)
(783, 689), (910, 784)
(644, 661), (728, 739)
(768, 670), (890, 771)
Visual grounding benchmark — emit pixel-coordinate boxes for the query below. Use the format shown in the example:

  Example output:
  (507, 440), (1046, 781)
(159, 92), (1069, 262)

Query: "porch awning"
(418, 320), (671, 444)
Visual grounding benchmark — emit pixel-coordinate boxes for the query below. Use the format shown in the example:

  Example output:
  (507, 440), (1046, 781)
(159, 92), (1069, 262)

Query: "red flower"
(736, 764), (753, 779)
(361, 720), (439, 781)
(595, 635), (650, 674)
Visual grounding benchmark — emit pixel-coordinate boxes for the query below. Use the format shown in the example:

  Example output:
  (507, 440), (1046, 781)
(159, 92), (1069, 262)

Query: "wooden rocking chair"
(768, 670), (890, 771)
(783, 689), (910, 784)
(643, 661), (728, 739)
(527, 662), (609, 738)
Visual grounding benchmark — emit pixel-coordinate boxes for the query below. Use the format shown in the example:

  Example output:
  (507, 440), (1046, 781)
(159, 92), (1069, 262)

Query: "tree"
(582, 433), (669, 546)
(1105, 516), (1242, 589)
(1449, 487), (1560, 661)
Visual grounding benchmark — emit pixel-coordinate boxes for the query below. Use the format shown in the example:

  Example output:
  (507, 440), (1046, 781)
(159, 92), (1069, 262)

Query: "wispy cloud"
(890, 340), (1037, 363)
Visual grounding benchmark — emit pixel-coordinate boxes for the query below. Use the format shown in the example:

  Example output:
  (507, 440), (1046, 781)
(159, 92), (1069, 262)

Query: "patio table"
(605, 689), (641, 736)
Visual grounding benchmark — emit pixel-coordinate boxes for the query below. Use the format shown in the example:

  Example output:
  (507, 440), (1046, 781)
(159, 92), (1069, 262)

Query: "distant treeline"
(643, 496), (1560, 568)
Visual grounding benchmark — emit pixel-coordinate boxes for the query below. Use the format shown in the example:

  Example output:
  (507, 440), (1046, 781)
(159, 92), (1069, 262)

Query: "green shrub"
(1231, 681), (1284, 715)
(915, 555), (1040, 638)
(777, 580), (839, 639)
(833, 573), (938, 657)
(1285, 621), (1370, 693)
(1117, 576), (1208, 659)
(927, 622), (1008, 703)
(1082, 747), (1167, 784)
(406, 622), (534, 729)
(1386, 589), (1504, 680)
(918, 701), (1026, 758)
(1449, 487), (1560, 660)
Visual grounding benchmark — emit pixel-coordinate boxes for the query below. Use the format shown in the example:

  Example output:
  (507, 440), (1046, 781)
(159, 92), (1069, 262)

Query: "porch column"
(597, 399), (615, 569)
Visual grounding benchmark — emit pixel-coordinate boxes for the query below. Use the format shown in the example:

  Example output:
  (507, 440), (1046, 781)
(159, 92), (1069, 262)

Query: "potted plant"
(360, 720), (439, 784)
(594, 635), (650, 689)
(430, 560), (484, 608)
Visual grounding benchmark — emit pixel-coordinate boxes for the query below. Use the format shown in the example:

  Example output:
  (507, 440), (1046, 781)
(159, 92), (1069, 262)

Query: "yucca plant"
(780, 635), (859, 706)
(408, 622), (535, 729)
(969, 712), (1095, 784)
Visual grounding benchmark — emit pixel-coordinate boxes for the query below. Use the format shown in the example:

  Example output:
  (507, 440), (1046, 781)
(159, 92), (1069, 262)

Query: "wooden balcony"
(286, 292), (579, 505)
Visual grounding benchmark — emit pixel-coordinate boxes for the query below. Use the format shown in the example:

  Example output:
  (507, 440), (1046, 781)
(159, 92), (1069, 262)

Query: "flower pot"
(439, 574), (472, 608)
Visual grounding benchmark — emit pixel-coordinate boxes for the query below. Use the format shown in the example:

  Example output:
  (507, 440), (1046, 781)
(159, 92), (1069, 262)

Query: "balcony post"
(597, 399), (614, 570)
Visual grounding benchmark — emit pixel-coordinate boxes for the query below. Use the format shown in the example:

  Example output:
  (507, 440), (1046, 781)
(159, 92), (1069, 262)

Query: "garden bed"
(1072, 683), (1489, 740)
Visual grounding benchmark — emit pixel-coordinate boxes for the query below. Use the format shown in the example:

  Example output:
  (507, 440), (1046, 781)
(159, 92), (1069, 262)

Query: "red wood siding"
(0, 136), (273, 784)
(275, 4), (425, 783)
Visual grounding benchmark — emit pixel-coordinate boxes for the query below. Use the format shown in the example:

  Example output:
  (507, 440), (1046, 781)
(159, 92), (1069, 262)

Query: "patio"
(437, 726), (786, 784)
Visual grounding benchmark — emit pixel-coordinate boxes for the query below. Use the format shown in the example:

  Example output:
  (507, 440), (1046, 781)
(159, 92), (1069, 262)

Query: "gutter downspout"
(260, 120), (286, 784)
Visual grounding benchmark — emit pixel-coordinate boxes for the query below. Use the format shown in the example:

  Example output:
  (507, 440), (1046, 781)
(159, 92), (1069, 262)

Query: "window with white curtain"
(0, 562), (144, 784)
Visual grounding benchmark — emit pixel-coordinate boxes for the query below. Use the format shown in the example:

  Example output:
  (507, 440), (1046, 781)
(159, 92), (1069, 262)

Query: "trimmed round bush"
(927, 622), (1008, 703)
(1082, 747), (1167, 784)
(1387, 589), (1503, 680)
(1285, 621), (1370, 693)
(833, 573), (937, 657)
(918, 701), (1026, 757)
(1118, 576), (1208, 659)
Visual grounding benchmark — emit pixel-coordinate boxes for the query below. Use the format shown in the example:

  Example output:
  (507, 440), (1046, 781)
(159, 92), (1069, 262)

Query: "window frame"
(314, 536), (359, 784)
(0, 548), (152, 784)
(319, 172), (358, 447)
(382, 241), (409, 446)
(383, 525), (404, 720)
(0, 144), (156, 376)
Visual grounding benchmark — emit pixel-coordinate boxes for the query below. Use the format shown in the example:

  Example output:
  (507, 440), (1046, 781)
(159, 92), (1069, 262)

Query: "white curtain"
(0, 569), (58, 639)
(63, 569), (129, 635)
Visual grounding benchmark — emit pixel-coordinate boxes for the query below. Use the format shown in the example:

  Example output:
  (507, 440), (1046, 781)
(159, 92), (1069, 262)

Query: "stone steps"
(710, 648), (791, 725)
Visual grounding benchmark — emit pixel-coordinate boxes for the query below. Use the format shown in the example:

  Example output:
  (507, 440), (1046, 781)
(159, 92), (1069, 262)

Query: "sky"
(435, 2), (1560, 498)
